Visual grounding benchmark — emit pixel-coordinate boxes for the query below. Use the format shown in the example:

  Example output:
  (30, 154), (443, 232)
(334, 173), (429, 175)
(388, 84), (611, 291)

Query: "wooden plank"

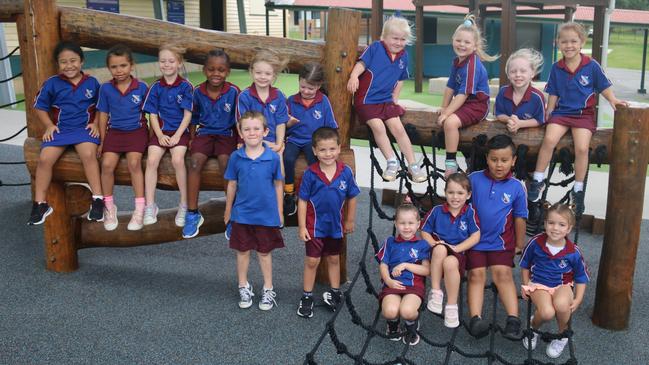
(0, 0), (23, 21)
(371, 0), (383, 42)
(591, 5), (606, 65)
(415, 5), (423, 93)
(499, 0), (515, 86)
(414, 0), (608, 6)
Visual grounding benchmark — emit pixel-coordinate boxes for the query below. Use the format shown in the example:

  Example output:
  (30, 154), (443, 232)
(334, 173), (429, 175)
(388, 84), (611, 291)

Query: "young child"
(97, 44), (149, 231)
(467, 135), (528, 339)
(520, 203), (588, 358)
(495, 48), (546, 134)
(346, 16), (426, 184)
(284, 62), (338, 216)
(420, 172), (480, 328)
(28, 41), (104, 225)
(438, 15), (497, 177)
(296, 127), (359, 318)
(236, 50), (289, 154)
(183, 49), (239, 239)
(377, 203), (431, 346)
(224, 111), (284, 311)
(527, 22), (626, 215)
(142, 44), (194, 227)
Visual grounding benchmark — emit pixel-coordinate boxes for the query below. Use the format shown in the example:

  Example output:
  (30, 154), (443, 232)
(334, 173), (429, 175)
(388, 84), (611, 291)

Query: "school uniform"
(96, 77), (149, 153)
(494, 84), (546, 125)
(354, 41), (408, 123)
(34, 73), (101, 147)
(143, 76), (194, 148)
(545, 54), (612, 133)
(224, 146), (285, 253)
(298, 161), (360, 258)
(446, 53), (490, 126)
(467, 170), (528, 269)
(236, 85), (289, 143)
(190, 81), (239, 157)
(376, 235), (431, 301)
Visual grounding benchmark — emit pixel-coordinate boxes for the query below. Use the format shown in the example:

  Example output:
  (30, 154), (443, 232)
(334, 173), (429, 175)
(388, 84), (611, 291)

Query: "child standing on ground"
(420, 172), (480, 328)
(520, 203), (588, 358)
(97, 44), (149, 231)
(28, 41), (104, 225)
(377, 203), (431, 346)
(466, 135), (528, 340)
(439, 15), (497, 177)
(283, 62), (338, 216)
(142, 44), (194, 227)
(527, 22), (626, 215)
(183, 49), (239, 239)
(224, 111), (284, 311)
(495, 48), (546, 134)
(346, 16), (427, 184)
(296, 127), (359, 318)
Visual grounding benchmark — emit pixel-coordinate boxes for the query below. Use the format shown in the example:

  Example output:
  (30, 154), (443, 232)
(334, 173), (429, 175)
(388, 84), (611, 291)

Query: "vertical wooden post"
(592, 106), (649, 330)
(415, 5), (423, 93)
(499, 0), (516, 86)
(371, 0), (383, 42)
(591, 5), (606, 65)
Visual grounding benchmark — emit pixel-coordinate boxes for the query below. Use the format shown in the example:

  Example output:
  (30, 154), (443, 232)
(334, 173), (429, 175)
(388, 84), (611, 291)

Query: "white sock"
(574, 182), (584, 192)
(533, 172), (545, 182)
(92, 195), (103, 200)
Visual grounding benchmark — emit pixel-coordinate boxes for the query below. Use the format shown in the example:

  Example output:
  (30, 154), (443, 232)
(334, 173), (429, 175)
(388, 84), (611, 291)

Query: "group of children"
(27, 13), (611, 360)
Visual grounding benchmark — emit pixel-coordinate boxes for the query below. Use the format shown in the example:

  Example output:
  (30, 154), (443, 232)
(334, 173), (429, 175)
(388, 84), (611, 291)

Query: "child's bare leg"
(492, 265), (519, 317)
(217, 154), (230, 180)
(170, 146), (188, 206)
(552, 286), (574, 333)
(430, 245), (448, 290)
(125, 152), (144, 198)
(326, 254), (341, 289)
(187, 153), (208, 210)
(571, 128), (593, 183)
(443, 256), (461, 305)
(303, 256), (320, 292)
(385, 117), (415, 164)
(442, 114), (462, 154)
(534, 124), (569, 175)
(100, 152), (120, 197)
(34, 146), (66, 201)
(400, 294), (423, 321)
(236, 250), (251, 287)
(75, 142), (102, 195)
(144, 146), (165, 205)
(468, 267), (486, 317)
(258, 251), (273, 289)
(366, 119), (395, 160)
(529, 290), (555, 328)
(381, 294), (402, 320)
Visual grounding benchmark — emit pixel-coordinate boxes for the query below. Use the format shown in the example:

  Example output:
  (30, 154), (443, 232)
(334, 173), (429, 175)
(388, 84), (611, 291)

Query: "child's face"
(313, 138), (340, 167)
(299, 78), (320, 100)
(486, 147), (516, 180)
(445, 180), (470, 210)
(251, 61), (275, 89)
(507, 57), (534, 90)
(203, 56), (230, 88)
(383, 29), (407, 55)
(107, 55), (133, 83)
(452, 30), (477, 59)
(544, 211), (573, 244)
(558, 30), (585, 60)
(159, 50), (181, 78)
(395, 210), (419, 240)
(57, 50), (83, 81)
(239, 117), (268, 148)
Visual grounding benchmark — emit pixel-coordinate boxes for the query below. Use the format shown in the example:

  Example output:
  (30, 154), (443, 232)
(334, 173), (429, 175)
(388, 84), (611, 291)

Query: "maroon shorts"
(103, 126), (148, 154)
(433, 244), (467, 278)
(466, 249), (515, 270)
(149, 130), (190, 148)
(190, 134), (237, 157)
(548, 114), (596, 133)
(228, 222), (285, 254)
(305, 237), (343, 258)
(355, 102), (405, 125)
(454, 98), (489, 127)
(379, 286), (426, 303)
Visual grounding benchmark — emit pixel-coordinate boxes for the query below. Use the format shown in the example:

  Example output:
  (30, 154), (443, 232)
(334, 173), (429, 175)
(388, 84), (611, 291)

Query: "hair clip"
(463, 19), (473, 27)
(542, 201), (552, 210)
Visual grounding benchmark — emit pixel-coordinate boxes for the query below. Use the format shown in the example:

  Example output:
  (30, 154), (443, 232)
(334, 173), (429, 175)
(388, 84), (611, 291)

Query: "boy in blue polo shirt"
(467, 134), (527, 340)
(296, 127), (359, 318)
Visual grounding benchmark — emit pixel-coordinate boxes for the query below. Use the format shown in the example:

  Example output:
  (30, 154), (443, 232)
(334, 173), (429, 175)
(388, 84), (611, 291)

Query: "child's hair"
(105, 44), (134, 66)
(205, 48), (231, 68)
(453, 14), (498, 62)
(54, 41), (84, 63)
(505, 48), (544, 76)
(249, 50), (289, 76)
(239, 110), (268, 130)
(312, 127), (339, 147)
(159, 43), (185, 63)
(381, 16), (415, 46)
(395, 202), (420, 221)
(445, 172), (472, 193)
(486, 134), (516, 155)
(546, 202), (576, 227)
(299, 62), (325, 85)
(557, 22), (587, 43)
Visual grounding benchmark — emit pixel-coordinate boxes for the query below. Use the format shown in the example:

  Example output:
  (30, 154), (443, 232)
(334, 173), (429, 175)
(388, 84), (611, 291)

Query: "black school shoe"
(386, 320), (401, 341)
(571, 190), (585, 217)
(502, 315), (523, 341)
(284, 194), (297, 216)
(28, 202), (53, 225)
(88, 198), (105, 221)
(323, 290), (343, 312)
(297, 295), (314, 318)
(402, 321), (420, 346)
(468, 315), (490, 339)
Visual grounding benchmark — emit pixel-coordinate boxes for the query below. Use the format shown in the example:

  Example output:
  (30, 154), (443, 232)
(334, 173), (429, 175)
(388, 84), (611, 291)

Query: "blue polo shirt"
(287, 91), (338, 147)
(96, 77), (148, 131)
(143, 76), (193, 131)
(355, 41), (409, 106)
(224, 146), (283, 227)
(421, 203), (480, 246)
(446, 53), (490, 103)
(545, 54), (612, 117)
(520, 233), (590, 287)
(376, 235), (430, 287)
(298, 161), (360, 239)
(236, 85), (289, 143)
(469, 170), (528, 251)
(192, 81), (239, 136)
(34, 73), (100, 131)
(495, 84), (546, 124)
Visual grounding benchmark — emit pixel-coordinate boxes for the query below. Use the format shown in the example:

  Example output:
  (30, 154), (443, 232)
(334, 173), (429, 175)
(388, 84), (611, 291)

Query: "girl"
(283, 62), (338, 216)
(377, 203), (431, 346)
(28, 41), (104, 225)
(438, 15), (497, 177)
(528, 22), (626, 216)
(183, 49), (239, 239)
(224, 111), (284, 311)
(520, 203), (589, 358)
(97, 44), (149, 231)
(495, 48), (546, 134)
(420, 173), (480, 328)
(346, 16), (426, 184)
(142, 44), (194, 227)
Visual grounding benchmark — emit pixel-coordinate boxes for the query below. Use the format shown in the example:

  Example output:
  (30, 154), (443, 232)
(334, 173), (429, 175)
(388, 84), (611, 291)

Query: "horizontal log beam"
(58, 6), (323, 73)
(0, 0), (23, 21)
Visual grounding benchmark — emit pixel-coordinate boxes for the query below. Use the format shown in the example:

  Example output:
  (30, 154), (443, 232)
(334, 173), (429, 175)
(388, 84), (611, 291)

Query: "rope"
(0, 46), (19, 61)
(0, 72), (22, 83)
(0, 125), (26, 142)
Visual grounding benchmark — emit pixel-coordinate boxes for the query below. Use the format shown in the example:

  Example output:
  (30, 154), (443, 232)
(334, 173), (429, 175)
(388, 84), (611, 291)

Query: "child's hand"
(545, 109), (553, 122)
(168, 134), (181, 147)
(391, 263), (408, 278)
(42, 125), (59, 142)
(97, 144), (103, 159)
(158, 134), (172, 147)
(506, 116), (521, 134)
(570, 297), (582, 312)
(344, 219), (355, 234)
(608, 98), (629, 111)
(347, 76), (359, 93)
(521, 286), (530, 300)
(299, 227), (311, 242)
(86, 123), (99, 138)
(437, 113), (448, 126)
(386, 278), (405, 290)
(287, 116), (300, 128)
(224, 210), (230, 225)
(279, 214), (284, 228)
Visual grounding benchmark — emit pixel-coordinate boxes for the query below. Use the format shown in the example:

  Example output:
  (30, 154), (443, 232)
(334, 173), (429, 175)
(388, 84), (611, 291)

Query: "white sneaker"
(238, 282), (254, 309)
(175, 205), (187, 227)
(427, 289), (444, 314)
(409, 163), (427, 183)
(103, 205), (118, 231)
(259, 287), (277, 311)
(143, 203), (158, 226)
(444, 305), (460, 328)
(546, 338), (568, 358)
(522, 332), (539, 351)
(382, 161), (399, 181)
(127, 209), (144, 231)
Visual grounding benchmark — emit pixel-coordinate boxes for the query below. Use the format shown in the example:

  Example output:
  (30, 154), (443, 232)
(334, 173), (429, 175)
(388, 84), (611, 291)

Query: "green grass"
(588, 28), (646, 70)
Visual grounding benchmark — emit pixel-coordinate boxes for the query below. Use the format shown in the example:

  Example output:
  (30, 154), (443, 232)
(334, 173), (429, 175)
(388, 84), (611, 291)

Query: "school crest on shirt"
(459, 220), (468, 231)
(224, 103), (232, 112)
(84, 89), (94, 99)
(131, 94), (141, 104)
(409, 248), (419, 259)
(579, 75), (590, 86)
(523, 113), (532, 119)
(269, 103), (277, 113)
(502, 193), (511, 204)
(456, 74), (462, 84)
(399, 59), (405, 70)
(176, 95), (183, 104)
(338, 180), (347, 191)
(313, 110), (322, 120)
(558, 259), (568, 269)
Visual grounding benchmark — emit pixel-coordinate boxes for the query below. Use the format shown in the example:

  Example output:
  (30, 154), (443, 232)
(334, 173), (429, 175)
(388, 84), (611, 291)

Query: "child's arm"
(545, 94), (558, 121)
(520, 268), (531, 299)
(224, 179), (237, 224)
(275, 178), (284, 227)
(438, 89), (466, 125)
(570, 283), (586, 312)
(346, 62), (366, 93)
(501, 115), (542, 134)
(286, 115), (299, 128)
(380, 262), (405, 290)
(149, 113), (170, 146)
(170, 109), (192, 146)
(440, 87), (454, 111)
(344, 197), (357, 234)
(392, 81), (404, 104)
(36, 109), (58, 143)
(514, 217), (527, 253)
(420, 231), (440, 247)
(391, 259), (430, 278)
(86, 113), (100, 138)
(297, 198), (310, 241)
(600, 87), (628, 111)
(268, 124), (286, 153)
(451, 230), (480, 253)
(97, 111), (109, 156)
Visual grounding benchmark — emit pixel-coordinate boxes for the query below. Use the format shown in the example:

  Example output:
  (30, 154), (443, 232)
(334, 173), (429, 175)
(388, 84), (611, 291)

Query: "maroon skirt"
(103, 126), (148, 154)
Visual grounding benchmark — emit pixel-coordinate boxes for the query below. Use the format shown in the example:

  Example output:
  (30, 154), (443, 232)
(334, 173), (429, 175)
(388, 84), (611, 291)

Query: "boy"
(466, 134), (527, 339)
(296, 127), (360, 318)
